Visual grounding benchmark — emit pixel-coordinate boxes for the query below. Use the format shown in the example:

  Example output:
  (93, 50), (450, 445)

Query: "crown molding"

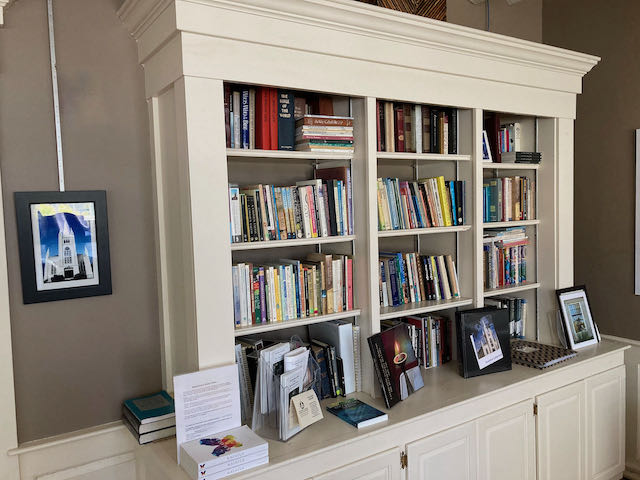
(118, 0), (599, 79)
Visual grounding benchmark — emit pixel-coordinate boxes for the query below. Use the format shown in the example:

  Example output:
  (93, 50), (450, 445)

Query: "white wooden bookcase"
(4, 1), (634, 480)
(117, 0), (597, 392)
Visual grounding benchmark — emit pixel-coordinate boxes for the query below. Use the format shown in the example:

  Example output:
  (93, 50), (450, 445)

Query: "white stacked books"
(180, 425), (268, 480)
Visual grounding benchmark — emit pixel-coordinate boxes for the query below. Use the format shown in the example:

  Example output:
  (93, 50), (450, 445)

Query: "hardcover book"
(367, 323), (424, 408)
(326, 398), (388, 429)
(511, 339), (576, 369)
(123, 390), (175, 425)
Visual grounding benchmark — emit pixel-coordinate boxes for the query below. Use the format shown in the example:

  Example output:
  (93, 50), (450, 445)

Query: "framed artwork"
(455, 307), (511, 378)
(556, 286), (599, 350)
(15, 191), (112, 304)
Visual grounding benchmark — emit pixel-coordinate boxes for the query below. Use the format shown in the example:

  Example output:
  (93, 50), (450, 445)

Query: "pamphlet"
(173, 364), (241, 461)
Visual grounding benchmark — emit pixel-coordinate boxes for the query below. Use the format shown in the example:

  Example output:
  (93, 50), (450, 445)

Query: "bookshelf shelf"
(226, 148), (352, 162)
(233, 309), (362, 337)
(230, 235), (356, 251)
(379, 297), (473, 321)
(378, 225), (471, 238)
(483, 220), (540, 228)
(376, 152), (471, 162)
(482, 162), (540, 170)
(483, 282), (541, 298)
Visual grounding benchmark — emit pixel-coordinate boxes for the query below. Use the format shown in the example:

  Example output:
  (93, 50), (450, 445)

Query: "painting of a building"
(42, 221), (94, 283)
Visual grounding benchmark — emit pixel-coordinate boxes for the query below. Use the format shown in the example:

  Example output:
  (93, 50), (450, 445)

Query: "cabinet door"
(586, 365), (625, 480)
(314, 447), (401, 480)
(476, 400), (535, 480)
(406, 422), (476, 480)
(536, 380), (586, 480)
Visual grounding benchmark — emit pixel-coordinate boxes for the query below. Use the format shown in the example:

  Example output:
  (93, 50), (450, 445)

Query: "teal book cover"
(124, 390), (175, 424)
(326, 398), (388, 429)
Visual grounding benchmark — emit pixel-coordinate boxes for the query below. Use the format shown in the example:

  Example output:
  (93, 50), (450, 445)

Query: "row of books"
(224, 84), (345, 151)
(379, 253), (460, 307)
(485, 296), (528, 338)
(483, 228), (529, 289)
(229, 167), (353, 243)
(483, 176), (535, 223)
(383, 316), (452, 370)
(497, 122), (522, 153)
(122, 391), (176, 445)
(376, 101), (458, 154)
(232, 254), (353, 327)
(377, 177), (465, 230)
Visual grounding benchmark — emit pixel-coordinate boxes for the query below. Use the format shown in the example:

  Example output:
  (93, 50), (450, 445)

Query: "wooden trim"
(36, 452), (136, 480)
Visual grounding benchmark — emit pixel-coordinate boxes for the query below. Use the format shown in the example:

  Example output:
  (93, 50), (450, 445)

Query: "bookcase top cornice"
(0, 0), (13, 26)
(118, 0), (599, 80)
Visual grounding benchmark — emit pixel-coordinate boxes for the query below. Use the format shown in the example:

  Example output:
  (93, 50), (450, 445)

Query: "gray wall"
(448, 0), (542, 43)
(543, 1), (640, 340)
(0, 0), (162, 442)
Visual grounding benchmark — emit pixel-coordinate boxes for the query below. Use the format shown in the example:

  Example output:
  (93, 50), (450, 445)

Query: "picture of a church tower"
(42, 220), (94, 283)
(475, 316), (500, 359)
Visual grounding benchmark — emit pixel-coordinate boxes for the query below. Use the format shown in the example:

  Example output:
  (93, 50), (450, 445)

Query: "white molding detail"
(0, 0), (9, 26)
(35, 452), (136, 480)
(117, 0), (598, 88)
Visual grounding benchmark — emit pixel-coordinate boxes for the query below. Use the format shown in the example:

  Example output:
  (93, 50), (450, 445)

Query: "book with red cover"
(269, 88), (278, 150)
(255, 87), (270, 150)
(367, 323), (424, 409)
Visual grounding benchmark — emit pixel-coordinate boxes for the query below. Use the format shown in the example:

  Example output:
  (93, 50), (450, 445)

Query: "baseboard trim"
(8, 421), (126, 456)
(36, 452), (136, 480)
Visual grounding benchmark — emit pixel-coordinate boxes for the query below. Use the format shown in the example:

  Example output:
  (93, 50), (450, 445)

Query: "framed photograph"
(455, 307), (511, 378)
(15, 191), (112, 304)
(556, 286), (599, 350)
(482, 130), (493, 162)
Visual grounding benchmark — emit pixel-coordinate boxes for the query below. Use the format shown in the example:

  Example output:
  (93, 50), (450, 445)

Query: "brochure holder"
(251, 337), (321, 441)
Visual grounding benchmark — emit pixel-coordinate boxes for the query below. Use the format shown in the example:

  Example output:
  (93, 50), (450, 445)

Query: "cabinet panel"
(406, 422), (476, 480)
(536, 380), (586, 480)
(477, 400), (535, 480)
(314, 447), (401, 480)
(586, 365), (625, 480)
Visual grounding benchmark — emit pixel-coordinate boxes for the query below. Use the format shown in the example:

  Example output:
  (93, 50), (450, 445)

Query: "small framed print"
(15, 191), (112, 304)
(455, 307), (511, 378)
(556, 286), (600, 350)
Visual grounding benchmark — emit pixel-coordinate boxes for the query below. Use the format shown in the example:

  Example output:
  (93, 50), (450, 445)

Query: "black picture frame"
(556, 285), (600, 350)
(15, 190), (112, 304)
(455, 307), (512, 378)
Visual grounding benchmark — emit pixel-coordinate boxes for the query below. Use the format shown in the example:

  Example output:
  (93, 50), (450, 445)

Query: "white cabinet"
(406, 422), (476, 480)
(314, 447), (401, 480)
(536, 379), (586, 480)
(586, 365), (625, 480)
(476, 400), (536, 480)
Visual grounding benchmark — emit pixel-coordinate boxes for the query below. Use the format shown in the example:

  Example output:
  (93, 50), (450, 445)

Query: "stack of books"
(229, 167), (353, 244)
(483, 176), (535, 222)
(180, 425), (268, 480)
(377, 176), (465, 230)
(295, 115), (354, 152)
(483, 228), (529, 289)
(379, 252), (460, 307)
(232, 253), (353, 327)
(123, 390), (176, 444)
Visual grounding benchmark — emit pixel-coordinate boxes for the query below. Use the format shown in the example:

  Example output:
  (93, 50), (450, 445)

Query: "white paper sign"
(173, 364), (241, 461)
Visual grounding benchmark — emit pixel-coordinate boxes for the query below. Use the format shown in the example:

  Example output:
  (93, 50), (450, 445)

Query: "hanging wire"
(47, 0), (65, 191)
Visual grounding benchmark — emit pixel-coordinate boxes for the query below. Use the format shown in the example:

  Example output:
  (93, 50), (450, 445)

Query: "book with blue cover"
(123, 390), (175, 425)
(326, 398), (388, 429)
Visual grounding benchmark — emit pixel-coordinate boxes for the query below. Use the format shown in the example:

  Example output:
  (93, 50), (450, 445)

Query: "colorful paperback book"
(180, 425), (268, 480)
(326, 398), (388, 429)
(123, 390), (175, 425)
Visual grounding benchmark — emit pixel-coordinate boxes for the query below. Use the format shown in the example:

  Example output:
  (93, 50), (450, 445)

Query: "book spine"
(249, 88), (256, 149)
(449, 108), (458, 154)
(241, 89), (250, 149)
(277, 90), (295, 150)
(233, 90), (241, 149)
(394, 104), (405, 152)
(270, 88), (278, 150)
(224, 84), (231, 148)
